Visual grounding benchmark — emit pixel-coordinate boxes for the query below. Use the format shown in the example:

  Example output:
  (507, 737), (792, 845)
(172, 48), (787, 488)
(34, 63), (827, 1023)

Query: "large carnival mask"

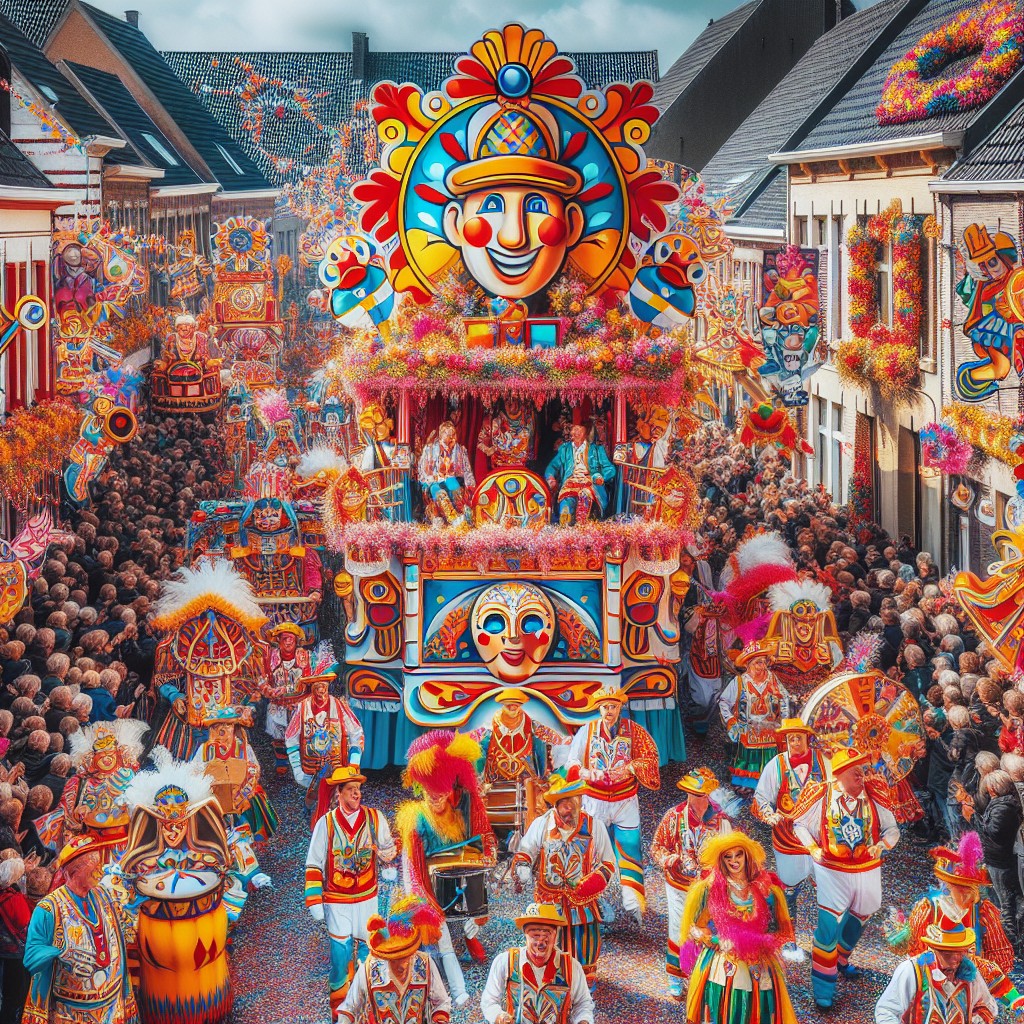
(471, 581), (555, 683)
(252, 499), (286, 533)
(0, 542), (27, 623)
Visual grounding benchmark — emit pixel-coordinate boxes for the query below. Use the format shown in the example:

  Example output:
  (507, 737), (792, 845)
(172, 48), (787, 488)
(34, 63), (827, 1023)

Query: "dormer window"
(215, 143), (244, 175)
(141, 131), (179, 166)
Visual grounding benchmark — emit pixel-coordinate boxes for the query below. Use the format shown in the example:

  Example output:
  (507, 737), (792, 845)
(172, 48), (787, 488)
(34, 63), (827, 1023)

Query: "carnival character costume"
(566, 687), (659, 920)
(305, 764), (397, 1013)
(396, 730), (497, 1008)
(417, 420), (475, 526)
(480, 903), (594, 1024)
(23, 836), (139, 1024)
(752, 717), (824, 961)
(718, 641), (791, 790)
(120, 752), (235, 1024)
(544, 423), (615, 525)
(875, 923), (997, 1024)
(792, 747), (900, 1009)
(680, 831), (797, 1024)
(338, 895), (451, 1024)
(512, 767), (616, 989)
(651, 767), (732, 997)
(477, 397), (537, 470)
(264, 622), (313, 775)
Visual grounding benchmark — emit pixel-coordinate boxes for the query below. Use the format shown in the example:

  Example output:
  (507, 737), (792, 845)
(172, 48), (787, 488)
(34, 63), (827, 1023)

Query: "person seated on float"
(544, 423), (615, 526)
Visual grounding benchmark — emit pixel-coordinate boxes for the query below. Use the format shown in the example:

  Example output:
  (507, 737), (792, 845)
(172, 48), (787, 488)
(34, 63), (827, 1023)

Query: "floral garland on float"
(0, 400), (82, 507)
(940, 402), (1024, 467)
(835, 201), (925, 403)
(877, 0), (1024, 126)
(920, 421), (974, 475)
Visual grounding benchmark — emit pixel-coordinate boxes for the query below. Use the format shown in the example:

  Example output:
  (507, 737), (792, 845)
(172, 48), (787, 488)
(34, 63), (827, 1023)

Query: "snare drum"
(430, 863), (489, 921)
(484, 781), (521, 832)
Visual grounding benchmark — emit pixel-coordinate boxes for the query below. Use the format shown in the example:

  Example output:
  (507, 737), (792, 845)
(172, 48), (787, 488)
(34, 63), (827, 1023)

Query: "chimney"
(352, 31), (368, 81)
(124, 10), (139, 27)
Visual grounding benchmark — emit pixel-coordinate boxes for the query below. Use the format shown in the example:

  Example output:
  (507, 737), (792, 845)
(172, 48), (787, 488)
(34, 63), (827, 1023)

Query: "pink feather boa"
(705, 869), (785, 964)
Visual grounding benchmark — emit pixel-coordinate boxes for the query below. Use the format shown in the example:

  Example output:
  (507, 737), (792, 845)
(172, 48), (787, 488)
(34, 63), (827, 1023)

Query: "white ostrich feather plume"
(735, 532), (794, 573)
(768, 579), (833, 614)
(296, 446), (347, 479)
(122, 746), (214, 810)
(153, 559), (263, 622)
(69, 719), (150, 768)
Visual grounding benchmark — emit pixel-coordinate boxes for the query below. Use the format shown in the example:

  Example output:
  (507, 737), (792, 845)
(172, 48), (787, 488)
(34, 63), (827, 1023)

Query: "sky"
(98, 0), (873, 71)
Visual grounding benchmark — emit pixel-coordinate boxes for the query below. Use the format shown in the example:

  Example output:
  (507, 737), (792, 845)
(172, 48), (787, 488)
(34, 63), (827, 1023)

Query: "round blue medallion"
(497, 63), (532, 99)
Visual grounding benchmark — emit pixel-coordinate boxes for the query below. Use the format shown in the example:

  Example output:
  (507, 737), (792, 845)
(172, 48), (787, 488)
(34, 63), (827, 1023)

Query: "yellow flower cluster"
(941, 402), (1023, 466)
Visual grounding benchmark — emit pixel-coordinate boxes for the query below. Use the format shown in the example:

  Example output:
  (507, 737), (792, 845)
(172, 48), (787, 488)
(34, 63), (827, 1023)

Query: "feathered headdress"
(366, 894), (442, 959)
(254, 387), (293, 429)
(713, 531), (798, 641)
(122, 746), (214, 811)
(931, 831), (990, 887)
(69, 718), (149, 769)
(768, 578), (832, 614)
(151, 560), (267, 632)
(402, 729), (482, 798)
(296, 445), (348, 480)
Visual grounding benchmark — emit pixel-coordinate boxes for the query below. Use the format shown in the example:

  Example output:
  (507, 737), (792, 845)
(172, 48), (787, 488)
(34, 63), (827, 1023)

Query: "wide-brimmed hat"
(777, 717), (814, 737)
(931, 832), (990, 887)
(515, 902), (567, 930)
(367, 895), (442, 960)
(543, 765), (588, 804)
(495, 689), (529, 706)
(830, 747), (870, 776)
(733, 639), (775, 669)
(586, 686), (628, 710)
(55, 834), (102, 871)
(326, 763), (367, 788)
(677, 766), (718, 796)
(920, 922), (976, 951)
(268, 622), (305, 639)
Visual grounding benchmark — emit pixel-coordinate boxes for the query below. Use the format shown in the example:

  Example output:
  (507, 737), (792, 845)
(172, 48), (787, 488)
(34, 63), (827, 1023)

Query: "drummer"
(480, 689), (565, 842)
(512, 766), (616, 990)
(396, 730), (497, 1009)
(481, 903), (595, 1024)
(304, 764), (397, 1015)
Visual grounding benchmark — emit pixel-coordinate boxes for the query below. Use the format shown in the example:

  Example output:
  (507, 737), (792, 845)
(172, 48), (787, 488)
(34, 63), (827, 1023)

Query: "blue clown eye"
(524, 194), (549, 215)
(521, 613), (544, 634)
(480, 194), (504, 214)
(482, 613), (506, 634)
(688, 263), (707, 283)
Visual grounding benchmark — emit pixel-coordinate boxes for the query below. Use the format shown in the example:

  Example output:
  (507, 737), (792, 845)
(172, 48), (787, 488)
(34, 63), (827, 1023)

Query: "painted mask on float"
(471, 581), (555, 683)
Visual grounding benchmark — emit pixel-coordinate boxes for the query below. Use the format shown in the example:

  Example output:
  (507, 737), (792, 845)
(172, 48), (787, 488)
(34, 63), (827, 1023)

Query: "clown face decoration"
(0, 542), (27, 623)
(471, 581), (555, 683)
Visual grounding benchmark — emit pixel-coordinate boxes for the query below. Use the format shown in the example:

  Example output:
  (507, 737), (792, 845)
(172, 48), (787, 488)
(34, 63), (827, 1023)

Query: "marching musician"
(264, 622), (313, 776)
(566, 686), (660, 925)
(481, 903), (594, 1024)
(512, 766), (616, 991)
(305, 764), (397, 1014)
(338, 894), (452, 1024)
(793, 747), (901, 1011)
(752, 717), (824, 963)
(396, 730), (497, 1009)
(650, 767), (732, 999)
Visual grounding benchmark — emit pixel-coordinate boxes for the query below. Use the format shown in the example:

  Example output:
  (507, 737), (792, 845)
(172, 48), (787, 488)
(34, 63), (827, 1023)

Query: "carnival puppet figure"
(151, 562), (269, 759)
(760, 580), (843, 692)
(254, 388), (300, 469)
(567, 686), (660, 922)
(284, 677), (364, 809)
(337, 895), (451, 1024)
(37, 720), (149, 865)
(954, 224), (1024, 401)
(396, 730), (497, 1009)
(718, 639), (791, 791)
(512, 767), (616, 991)
(544, 423), (615, 525)
(477, 397), (537, 470)
(651, 767), (733, 998)
(680, 831), (797, 1024)
(191, 705), (278, 845)
(23, 836), (139, 1024)
(418, 420), (475, 526)
(120, 753), (234, 1024)
(305, 764), (398, 1013)
(262, 621), (314, 775)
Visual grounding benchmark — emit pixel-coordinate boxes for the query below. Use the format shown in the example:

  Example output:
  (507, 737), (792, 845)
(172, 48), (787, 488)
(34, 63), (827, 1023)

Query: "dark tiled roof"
(795, 0), (1024, 153)
(728, 171), (788, 232)
(943, 95), (1024, 182)
(0, 126), (51, 188)
(0, 0), (66, 48)
(0, 9), (115, 139)
(78, 3), (273, 191)
(161, 48), (659, 185)
(702, 0), (915, 214)
(63, 62), (202, 183)
(653, 0), (761, 113)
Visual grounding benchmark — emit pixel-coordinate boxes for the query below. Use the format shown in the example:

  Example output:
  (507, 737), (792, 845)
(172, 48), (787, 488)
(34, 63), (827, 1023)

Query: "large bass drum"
(430, 863), (489, 922)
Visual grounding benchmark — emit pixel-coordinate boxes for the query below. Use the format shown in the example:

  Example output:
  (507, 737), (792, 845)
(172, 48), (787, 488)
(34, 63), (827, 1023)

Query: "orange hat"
(55, 834), (102, 871)
(366, 895), (442, 960)
(830, 747), (870, 776)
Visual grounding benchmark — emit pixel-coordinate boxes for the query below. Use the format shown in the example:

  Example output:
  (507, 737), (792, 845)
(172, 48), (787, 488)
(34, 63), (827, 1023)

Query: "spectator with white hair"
(0, 854), (30, 1019)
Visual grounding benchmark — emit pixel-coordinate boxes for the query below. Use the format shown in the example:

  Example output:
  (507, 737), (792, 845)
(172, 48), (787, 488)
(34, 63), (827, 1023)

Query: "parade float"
(150, 311), (223, 414)
(310, 24), (712, 768)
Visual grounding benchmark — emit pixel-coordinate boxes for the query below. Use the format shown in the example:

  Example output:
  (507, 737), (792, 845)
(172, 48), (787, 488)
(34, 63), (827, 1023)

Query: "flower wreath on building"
(836, 201), (927, 404)
(877, 0), (1024, 126)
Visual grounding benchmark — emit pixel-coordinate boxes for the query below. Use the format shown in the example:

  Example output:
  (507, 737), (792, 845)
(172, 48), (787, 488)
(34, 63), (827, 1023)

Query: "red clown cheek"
(538, 216), (566, 246)
(462, 217), (492, 248)
(476, 633), (491, 646)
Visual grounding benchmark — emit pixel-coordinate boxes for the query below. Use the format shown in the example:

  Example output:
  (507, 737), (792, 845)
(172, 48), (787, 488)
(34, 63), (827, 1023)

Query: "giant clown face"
(471, 581), (555, 683)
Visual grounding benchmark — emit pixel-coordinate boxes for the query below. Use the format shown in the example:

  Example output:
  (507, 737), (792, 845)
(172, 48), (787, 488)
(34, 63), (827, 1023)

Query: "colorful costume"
(513, 768), (616, 988)
(544, 435), (615, 524)
(417, 422), (475, 526)
(337, 895), (450, 1024)
(680, 832), (796, 1024)
(480, 904), (594, 1024)
(264, 622), (313, 774)
(566, 690), (660, 915)
(650, 768), (732, 994)
(24, 838), (139, 1024)
(120, 753), (235, 1024)
(875, 926), (997, 1024)
(305, 765), (396, 1013)
(718, 643), (791, 789)
(284, 687), (364, 797)
(396, 731), (496, 1007)
(792, 748), (900, 1009)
